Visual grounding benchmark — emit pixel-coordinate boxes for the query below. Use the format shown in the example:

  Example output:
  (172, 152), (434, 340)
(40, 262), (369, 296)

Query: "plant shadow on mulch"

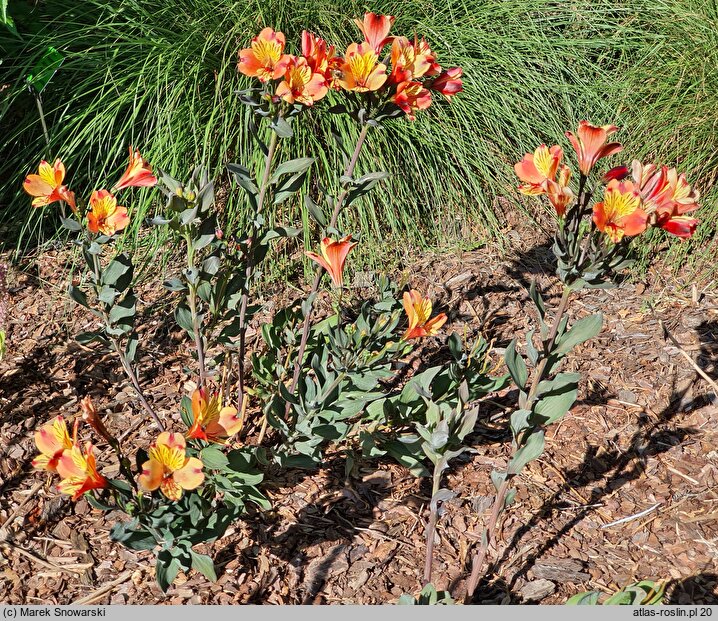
(464, 316), (718, 604)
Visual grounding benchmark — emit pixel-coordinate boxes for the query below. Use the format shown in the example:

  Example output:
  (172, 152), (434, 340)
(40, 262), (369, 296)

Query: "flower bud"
(80, 396), (116, 445)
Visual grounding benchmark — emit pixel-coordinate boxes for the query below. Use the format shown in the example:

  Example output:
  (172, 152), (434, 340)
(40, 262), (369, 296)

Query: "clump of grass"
(1, 0), (716, 274)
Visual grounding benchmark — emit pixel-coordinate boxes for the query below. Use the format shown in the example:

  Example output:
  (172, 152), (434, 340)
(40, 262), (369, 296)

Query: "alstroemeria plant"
(464, 122), (701, 600)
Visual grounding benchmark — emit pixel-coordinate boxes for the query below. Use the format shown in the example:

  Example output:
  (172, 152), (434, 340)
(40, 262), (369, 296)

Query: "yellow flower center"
(149, 444), (186, 474)
(603, 186), (641, 222)
(288, 64), (311, 92)
(533, 146), (555, 178)
(253, 39), (281, 69)
(348, 50), (379, 85)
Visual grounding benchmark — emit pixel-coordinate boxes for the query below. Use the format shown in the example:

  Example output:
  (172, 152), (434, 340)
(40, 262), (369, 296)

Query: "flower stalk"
(465, 285), (572, 599)
(286, 123), (370, 410)
(423, 461), (444, 586)
(237, 129), (280, 411)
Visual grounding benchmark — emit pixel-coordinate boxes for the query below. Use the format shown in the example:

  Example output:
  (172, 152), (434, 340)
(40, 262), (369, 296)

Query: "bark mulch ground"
(1, 232), (717, 605)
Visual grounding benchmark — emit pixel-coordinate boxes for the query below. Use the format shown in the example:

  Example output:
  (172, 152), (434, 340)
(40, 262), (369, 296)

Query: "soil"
(1, 223), (717, 605)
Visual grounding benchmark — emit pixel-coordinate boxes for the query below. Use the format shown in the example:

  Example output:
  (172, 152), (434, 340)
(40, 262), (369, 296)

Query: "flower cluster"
(238, 13), (463, 119)
(514, 121), (700, 241)
(22, 146), (157, 236)
(32, 414), (108, 500)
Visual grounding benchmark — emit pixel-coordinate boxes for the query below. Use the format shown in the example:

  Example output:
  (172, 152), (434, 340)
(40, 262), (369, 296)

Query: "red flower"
(389, 36), (437, 83)
(545, 165), (574, 217)
(276, 56), (328, 106)
(428, 67), (463, 99)
(87, 190), (129, 236)
(402, 290), (447, 339)
(392, 80), (432, 120)
(514, 145), (563, 195)
(305, 235), (357, 288)
(566, 121), (622, 176)
(113, 146), (157, 192)
(631, 161), (700, 238)
(56, 442), (109, 501)
(354, 12), (394, 53)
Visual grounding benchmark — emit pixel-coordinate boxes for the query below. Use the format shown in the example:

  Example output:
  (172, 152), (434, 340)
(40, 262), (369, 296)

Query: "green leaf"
(75, 331), (108, 346)
(125, 333), (139, 364)
(67, 285), (89, 308)
(103, 253), (133, 290)
(109, 522), (157, 552)
(108, 292), (136, 325)
(566, 591), (601, 605)
(533, 373), (579, 425)
(163, 278), (187, 292)
(555, 313), (603, 356)
(529, 279), (545, 321)
(269, 116), (293, 138)
(504, 339), (528, 390)
(155, 553), (181, 592)
(200, 446), (228, 470)
(260, 226), (301, 243)
(305, 195), (326, 226)
(174, 305), (194, 335)
(270, 157), (314, 184)
(26, 46), (64, 94)
(509, 409), (531, 438)
(60, 217), (82, 232)
(273, 171), (307, 205)
(1, 0), (18, 36)
(98, 285), (117, 306)
(190, 551), (217, 582)
(507, 429), (544, 475)
(86, 493), (114, 512)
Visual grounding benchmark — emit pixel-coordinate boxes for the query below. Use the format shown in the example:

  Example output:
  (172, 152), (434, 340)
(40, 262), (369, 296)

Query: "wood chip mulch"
(1, 228), (717, 605)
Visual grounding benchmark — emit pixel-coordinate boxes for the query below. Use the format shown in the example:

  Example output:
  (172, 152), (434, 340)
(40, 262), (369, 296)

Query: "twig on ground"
(71, 570), (133, 605)
(651, 305), (718, 395)
(600, 502), (662, 529)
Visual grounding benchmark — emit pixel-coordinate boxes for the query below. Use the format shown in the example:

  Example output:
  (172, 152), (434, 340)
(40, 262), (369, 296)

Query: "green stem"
(89, 249), (164, 431)
(286, 123), (371, 413)
(34, 92), (51, 151)
(423, 463), (443, 586)
(465, 285), (572, 599)
(237, 130), (280, 411)
(184, 233), (207, 390)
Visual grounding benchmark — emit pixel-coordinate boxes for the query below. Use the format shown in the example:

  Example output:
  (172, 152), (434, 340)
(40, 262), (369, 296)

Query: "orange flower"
(631, 161), (700, 238)
(392, 80), (432, 120)
(305, 235), (357, 288)
(238, 28), (291, 82)
(87, 189), (129, 236)
(354, 12), (394, 53)
(338, 43), (388, 92)
(592, 180), (648, 242)
(32, 415), (73, 473)
(276, 56), (328, 106)
(566, 121), (622, 176)
(56, 441), (108, 501)
(545, 165), (574, 217)
(186, 388), (242, 443)
(514, 145), (563, 195)
(389, 36), (436, 83)
(138, 432), (204, 501)
(22, 159), (76, 212)
(112, 146), (157, 192)
(402, 290), (448, 340)
(428, 67), (463, 100)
